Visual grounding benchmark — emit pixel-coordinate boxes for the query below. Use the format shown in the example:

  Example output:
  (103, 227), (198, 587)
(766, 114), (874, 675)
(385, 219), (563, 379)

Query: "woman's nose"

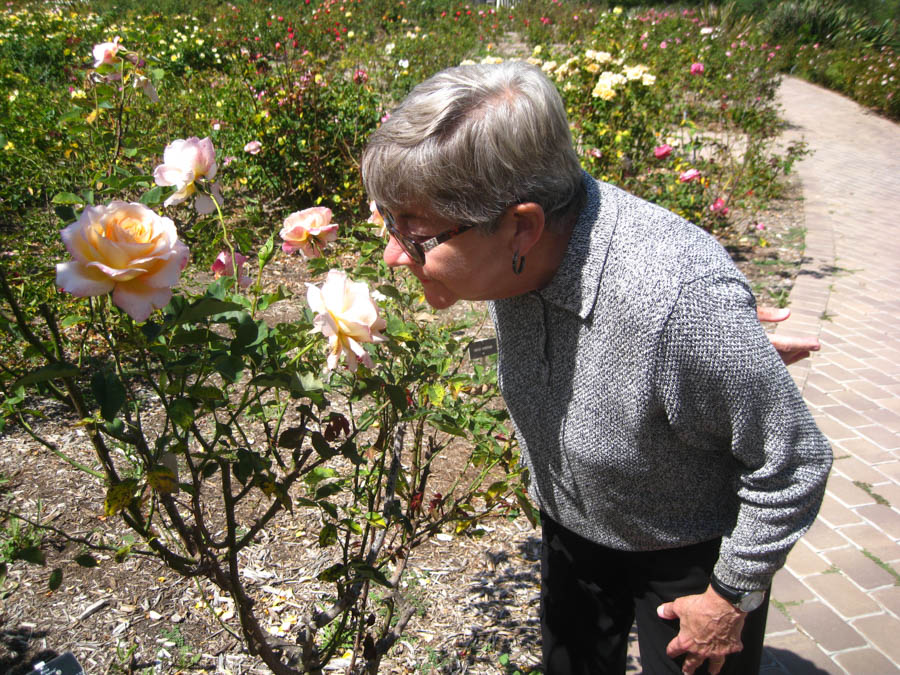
(383, 235), (415, 268)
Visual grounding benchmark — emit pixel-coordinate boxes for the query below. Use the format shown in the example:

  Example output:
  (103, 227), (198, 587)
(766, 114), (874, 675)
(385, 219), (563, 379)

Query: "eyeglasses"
(376, 203), (475, 266)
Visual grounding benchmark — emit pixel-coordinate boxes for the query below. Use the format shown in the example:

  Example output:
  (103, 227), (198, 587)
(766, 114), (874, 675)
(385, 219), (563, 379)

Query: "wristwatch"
(709, 575), (766, 612)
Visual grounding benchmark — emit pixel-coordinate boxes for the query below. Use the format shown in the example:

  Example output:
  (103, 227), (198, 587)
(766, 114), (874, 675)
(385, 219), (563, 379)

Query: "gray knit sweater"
(489, 175), (831, 590)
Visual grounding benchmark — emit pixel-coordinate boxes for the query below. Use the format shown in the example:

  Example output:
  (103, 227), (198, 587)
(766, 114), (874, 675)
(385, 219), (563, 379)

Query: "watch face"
(738, 590), (766, 612)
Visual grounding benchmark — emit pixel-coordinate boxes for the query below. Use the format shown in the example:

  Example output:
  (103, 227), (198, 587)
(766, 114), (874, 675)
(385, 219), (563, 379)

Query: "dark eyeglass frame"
(376, 203), (475, 266)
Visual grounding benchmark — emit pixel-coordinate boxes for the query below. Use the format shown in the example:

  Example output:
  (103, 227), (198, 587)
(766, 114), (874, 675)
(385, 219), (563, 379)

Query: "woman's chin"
(422, 283), (459, 310)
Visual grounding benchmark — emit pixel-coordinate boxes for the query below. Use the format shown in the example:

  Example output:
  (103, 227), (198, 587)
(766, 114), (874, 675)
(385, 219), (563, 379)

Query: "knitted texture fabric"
(489, 175), (831, 590)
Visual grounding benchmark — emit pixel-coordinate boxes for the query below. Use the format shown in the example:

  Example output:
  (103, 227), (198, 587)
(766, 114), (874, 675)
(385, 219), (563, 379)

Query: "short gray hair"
(361, 61), (584, 232)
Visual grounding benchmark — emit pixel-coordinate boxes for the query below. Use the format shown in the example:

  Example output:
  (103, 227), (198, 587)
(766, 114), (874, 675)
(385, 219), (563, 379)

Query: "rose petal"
(56, 261), (115, 297)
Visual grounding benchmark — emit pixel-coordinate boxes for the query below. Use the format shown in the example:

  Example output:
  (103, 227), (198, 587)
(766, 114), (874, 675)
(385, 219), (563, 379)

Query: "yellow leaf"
(104, 480), (137, 517)
(147, 466), (178, 494)
(86, 108), (99, 124)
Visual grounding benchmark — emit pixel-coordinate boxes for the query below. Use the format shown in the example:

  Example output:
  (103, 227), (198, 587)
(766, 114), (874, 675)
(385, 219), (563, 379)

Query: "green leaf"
(278, 427), (306, 449)
(364, 512), (387, 528)
(52, 192), (82, 205)
(311, 432), (338, 460)
(91, 370), (126, 422)
(114, 545), (132, 563)
(214, 355), (243, 383)
(384, 384), (408, 412)
(233, 449), (253, 485)
(13, 546), (46, 565)
(13, 363), (79, 389)
(139, 186), (164, 205)
(376, 284), (401, 300)
(169, 399), (194, 429)
(59, 315), (88, 328)
(54, 205), (76, 223)
(305, 467), (336, 487)
(75, 553), (98, 568)
(349, 561), (390, 587)
(49, 568), (63, 591)
(172, 298), (243, 325)
(318, 522), (337, 547)
(258, 234), (276, 267)
(317, 563), (345, 582)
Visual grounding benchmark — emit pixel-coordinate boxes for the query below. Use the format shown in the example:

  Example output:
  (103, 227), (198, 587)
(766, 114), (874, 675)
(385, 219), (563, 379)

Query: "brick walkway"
(759, 77), (900, 674)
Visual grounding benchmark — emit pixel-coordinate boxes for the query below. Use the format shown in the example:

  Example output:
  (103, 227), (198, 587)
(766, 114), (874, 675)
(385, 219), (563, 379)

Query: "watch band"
(709, 575), (766, 612)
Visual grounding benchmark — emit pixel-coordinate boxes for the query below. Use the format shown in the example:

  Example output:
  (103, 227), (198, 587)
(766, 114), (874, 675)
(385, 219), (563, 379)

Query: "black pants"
(540, 514), (769, 674)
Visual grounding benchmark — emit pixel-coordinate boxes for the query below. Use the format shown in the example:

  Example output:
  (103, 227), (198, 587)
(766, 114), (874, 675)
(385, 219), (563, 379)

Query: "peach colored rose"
(367, 201), (387, 237)
(280, 207), (338, 258)
(153, 137), (223, 214)
(306, 269), (387, 371)
(56, 201), (189, 322)
(211, 250), (251, 288)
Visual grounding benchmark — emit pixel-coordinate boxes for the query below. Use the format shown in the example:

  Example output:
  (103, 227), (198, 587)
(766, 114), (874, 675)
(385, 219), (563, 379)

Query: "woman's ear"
(505, 202), (545, 256)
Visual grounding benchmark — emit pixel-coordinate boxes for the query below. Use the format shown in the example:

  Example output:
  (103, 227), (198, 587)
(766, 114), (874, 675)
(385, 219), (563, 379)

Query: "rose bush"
(55, 201), (189, 322)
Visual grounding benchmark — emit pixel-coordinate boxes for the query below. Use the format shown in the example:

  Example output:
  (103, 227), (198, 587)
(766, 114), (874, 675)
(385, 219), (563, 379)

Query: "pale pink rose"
(679, 168), (701, 182)
(153, 137), (223, 214)
(243, 140), (262, 155)
(92, 38), (121, 68)
(366, 201), (387, 237)
(690, 62), (705, 75)
(659, 40), (667, 49)
(211, 250), (251, 288)
(654, 144), (673, 159)
(280, 207), (338, 258)
(306, 269), (387, 371)
(56, 201), (189, 322)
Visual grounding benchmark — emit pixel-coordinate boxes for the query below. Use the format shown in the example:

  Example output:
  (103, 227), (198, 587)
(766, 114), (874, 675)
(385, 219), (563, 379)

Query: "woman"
(361, 61), (830, 675)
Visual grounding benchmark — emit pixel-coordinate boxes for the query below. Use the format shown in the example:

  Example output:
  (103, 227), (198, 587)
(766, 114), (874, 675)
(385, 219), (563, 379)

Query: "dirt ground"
(0, 177), (808, 675)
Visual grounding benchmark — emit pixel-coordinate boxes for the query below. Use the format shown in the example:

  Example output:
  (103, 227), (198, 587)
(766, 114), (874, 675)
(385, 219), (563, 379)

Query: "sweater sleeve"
(655, 272), (832, 590)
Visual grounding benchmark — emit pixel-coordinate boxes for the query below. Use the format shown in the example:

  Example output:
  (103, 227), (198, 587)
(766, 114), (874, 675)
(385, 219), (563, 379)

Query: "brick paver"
(761, 76), (900, 673)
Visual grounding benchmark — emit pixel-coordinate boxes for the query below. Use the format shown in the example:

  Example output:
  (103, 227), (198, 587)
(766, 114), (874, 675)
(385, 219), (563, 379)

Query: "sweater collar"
(538, 174), (618, 320)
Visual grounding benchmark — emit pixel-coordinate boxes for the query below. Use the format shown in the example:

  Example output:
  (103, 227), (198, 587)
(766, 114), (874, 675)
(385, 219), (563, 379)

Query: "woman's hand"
(757, 306), (820, 365)
(657, 587), (747, 675)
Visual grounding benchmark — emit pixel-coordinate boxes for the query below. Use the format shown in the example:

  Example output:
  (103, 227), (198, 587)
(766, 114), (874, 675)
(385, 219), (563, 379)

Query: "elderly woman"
(361, 62), (830, 675)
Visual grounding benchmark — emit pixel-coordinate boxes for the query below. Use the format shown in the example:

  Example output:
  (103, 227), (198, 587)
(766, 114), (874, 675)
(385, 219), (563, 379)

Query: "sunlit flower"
(585, 49), (612, 64)
(690, 62), (705, 75)
(243, 140), (262, 155)
(306, 269), (387, 371)
(654, 144), (673, 159)
(280, 207), (338, 258)
(92, 37), (121, 68)
(622, 64), (647, 80)
(56, 201), (189, 322)
(679, 168), (701, 182)
(211, 250), (251, 287)
(641, 72), (656, 86)
(153, 137), (222, 214)
(367, 201), (387, 237)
